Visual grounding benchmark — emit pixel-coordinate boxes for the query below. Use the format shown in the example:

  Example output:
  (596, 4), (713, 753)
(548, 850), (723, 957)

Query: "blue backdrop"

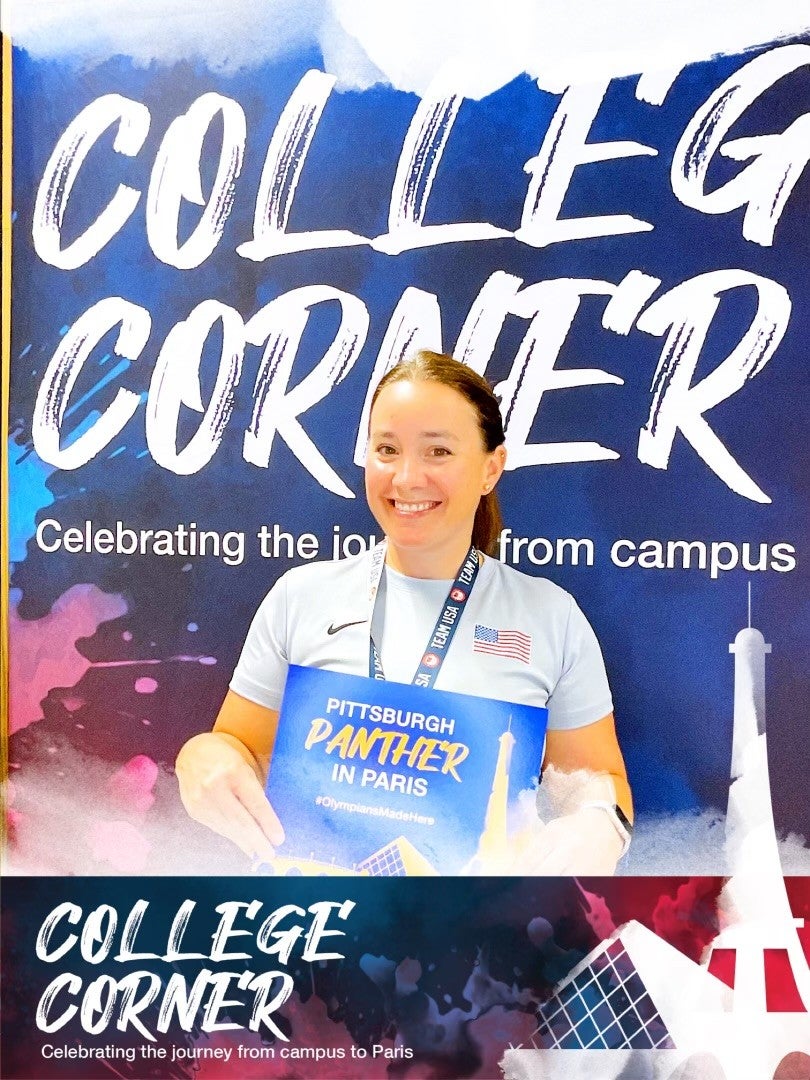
(7, 33), (810, 871)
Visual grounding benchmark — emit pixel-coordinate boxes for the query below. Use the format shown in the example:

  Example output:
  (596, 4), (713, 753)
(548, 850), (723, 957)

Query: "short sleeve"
(546, 597), (613, 730)
(229, 576), (290, 710)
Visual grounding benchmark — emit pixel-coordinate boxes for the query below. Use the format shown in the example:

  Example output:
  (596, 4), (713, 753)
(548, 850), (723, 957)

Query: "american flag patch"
(473, 624), (532, 664)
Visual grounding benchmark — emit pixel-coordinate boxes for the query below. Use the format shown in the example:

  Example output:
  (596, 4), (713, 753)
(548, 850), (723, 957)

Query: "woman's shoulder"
(482, 556), (575, 609)
(250, 549), (371, 624)
(274, 548), (371, 596)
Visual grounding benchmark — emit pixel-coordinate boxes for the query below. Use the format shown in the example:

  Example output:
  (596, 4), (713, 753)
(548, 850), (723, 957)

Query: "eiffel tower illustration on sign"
(502, 588), (810, 1080)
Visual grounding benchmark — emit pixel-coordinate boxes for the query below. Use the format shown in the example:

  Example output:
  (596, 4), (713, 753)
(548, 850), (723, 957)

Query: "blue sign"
(266, 665), (548, 875)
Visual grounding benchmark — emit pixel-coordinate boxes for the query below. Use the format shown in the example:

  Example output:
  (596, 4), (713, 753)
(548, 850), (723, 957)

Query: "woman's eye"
(376, 444), (397, 456)
(429, 446), (451, 457)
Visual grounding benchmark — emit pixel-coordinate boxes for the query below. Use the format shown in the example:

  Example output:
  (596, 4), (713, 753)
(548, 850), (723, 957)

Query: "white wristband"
(580, 801), (633, 857)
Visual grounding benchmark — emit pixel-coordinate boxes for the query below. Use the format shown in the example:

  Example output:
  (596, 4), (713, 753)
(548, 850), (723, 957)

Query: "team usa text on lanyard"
(367, 543), (480, 688)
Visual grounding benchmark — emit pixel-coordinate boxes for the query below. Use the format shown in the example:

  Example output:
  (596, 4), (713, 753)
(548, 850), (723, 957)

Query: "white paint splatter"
(3, 738), (251, 875)
(621, 810), (810, 876)
(6, 0), (810, 96)
(6, 0), (333, 75)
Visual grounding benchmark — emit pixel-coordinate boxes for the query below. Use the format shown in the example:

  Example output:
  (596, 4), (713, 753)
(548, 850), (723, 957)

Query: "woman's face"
(365, 379), (505, 578)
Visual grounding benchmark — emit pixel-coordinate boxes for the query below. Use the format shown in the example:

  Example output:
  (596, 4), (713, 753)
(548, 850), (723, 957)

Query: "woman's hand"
(472, 804), (625, 876)
(472, 715), (633, 876)
(520, 808), (625, 875)
(520, 716), (633, 875)
(175, 729), (284, 863)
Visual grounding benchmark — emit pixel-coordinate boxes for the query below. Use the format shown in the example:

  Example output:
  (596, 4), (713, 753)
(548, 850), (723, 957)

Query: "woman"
(176, 351), (632, 874)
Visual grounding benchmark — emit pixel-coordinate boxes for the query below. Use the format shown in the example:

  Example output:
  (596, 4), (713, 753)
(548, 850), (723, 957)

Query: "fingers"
(201, 771), (280, 861)
(234, 767), (285, 847)
(526, 813), (622, 875)
(527, 848), (577, 875)
(215, 791), (278, 863)
(473, 814), (623, 875)
(176, 734), (284, 861)
(521, 838), (562, 875)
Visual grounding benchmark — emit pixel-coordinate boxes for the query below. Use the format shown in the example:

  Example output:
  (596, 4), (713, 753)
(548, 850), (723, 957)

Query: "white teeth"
(394, 501), (436, 514)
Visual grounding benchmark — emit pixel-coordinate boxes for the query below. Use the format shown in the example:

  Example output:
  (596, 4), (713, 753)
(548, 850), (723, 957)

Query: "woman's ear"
(484, 445), (507, 492)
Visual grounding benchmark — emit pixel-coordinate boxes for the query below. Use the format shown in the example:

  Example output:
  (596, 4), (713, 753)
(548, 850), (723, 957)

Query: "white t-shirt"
(230, 548), (613, 731)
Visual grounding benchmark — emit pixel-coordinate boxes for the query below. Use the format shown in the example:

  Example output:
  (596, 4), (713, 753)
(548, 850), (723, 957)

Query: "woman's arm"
(543, 712), (632, 821)
(212, 688), (281, 777)
(175, 690), (284, 862)
(520, 712), (633, 875)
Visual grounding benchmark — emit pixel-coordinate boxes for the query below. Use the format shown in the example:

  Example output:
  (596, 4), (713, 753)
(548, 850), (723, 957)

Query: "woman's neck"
(384, 539), (478, 580)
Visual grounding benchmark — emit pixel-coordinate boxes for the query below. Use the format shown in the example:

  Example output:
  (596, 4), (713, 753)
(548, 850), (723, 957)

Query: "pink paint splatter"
(108, 755), (158, 813)
(652, 878), (719, 962)
(578, 885), (617, 941)
(5, 780), (22, 833)
(8, 585), (127, 734)
(134, 676), (158, 694)
(396, 956), (422, 993)
(88, 820), (150, 872)
(195, 993), (392, 1078)
(468, 1006), (538, 1080)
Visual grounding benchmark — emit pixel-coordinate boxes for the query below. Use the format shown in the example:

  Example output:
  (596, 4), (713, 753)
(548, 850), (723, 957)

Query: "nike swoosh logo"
(327, 619), (366, 635)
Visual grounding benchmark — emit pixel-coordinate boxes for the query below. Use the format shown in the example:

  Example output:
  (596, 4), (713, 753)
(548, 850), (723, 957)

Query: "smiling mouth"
(392, 500), (440, 515)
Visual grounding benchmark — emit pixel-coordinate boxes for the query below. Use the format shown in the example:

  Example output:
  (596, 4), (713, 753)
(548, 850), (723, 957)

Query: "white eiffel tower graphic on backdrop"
(502, 585), (810, 1080)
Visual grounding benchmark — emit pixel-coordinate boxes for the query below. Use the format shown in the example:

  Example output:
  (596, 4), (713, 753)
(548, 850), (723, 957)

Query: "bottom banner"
(4, 875), (810, 1079)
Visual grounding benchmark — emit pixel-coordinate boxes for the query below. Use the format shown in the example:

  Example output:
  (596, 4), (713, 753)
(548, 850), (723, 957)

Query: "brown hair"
(370, 350), (506, 555)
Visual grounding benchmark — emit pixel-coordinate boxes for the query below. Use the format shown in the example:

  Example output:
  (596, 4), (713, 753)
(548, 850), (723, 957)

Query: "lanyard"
(367, 541), (480, 689)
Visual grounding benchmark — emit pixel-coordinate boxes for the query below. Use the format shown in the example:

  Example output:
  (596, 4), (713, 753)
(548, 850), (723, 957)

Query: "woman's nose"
(392, 454), (424, 488)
